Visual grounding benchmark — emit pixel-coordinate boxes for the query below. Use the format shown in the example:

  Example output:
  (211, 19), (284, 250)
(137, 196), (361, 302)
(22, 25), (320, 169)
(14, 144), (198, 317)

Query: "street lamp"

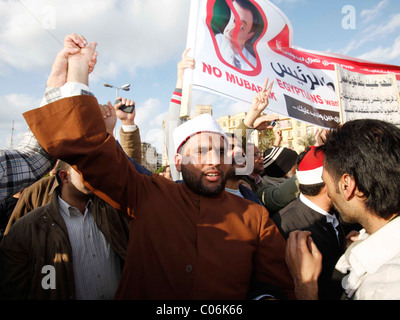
(104, 83), (131, 99)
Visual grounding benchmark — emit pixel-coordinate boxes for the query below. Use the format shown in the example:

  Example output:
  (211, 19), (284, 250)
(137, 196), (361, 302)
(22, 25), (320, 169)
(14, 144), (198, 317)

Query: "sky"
(1, 0), (399, 152)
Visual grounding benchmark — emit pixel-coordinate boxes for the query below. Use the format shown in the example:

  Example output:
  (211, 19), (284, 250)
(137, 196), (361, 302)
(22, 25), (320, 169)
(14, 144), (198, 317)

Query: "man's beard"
(181, 165), (227, 196)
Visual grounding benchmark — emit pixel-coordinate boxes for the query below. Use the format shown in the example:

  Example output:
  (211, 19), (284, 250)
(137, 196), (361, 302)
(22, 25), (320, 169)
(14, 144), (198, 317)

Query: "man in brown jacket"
(23, 34), (294, 300)
(0, 161), (130, 300)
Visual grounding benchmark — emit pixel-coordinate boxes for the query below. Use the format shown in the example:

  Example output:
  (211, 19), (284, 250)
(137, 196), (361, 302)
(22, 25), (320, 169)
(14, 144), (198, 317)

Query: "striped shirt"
(58, 196), (121, 300)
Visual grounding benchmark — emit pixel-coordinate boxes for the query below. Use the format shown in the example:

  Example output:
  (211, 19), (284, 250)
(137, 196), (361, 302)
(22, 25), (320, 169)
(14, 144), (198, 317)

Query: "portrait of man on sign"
(207, 0), (266, 74)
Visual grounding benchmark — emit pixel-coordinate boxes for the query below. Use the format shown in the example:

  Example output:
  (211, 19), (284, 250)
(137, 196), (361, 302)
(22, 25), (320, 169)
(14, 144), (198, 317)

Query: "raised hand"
(244, 77), (274, 128)
(63, 33), (87, 50)
(253, 114), (279, 131)
(64, 33), (98, 73)
(99, 102), (116, 136)
(272, 129), (283, 147)
(67, 41), (98, 85)
(47, 34), (98, 88)
(176, 48), (195, 89)
(114, 97), (136, 126)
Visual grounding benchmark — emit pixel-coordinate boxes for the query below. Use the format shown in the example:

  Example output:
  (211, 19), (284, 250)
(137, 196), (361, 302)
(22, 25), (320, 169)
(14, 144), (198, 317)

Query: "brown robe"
(24, 95), (294, 299)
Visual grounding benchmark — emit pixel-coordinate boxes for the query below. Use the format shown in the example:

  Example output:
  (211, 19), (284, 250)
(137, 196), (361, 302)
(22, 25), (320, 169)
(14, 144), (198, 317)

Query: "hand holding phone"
(115, 99), (135, 114)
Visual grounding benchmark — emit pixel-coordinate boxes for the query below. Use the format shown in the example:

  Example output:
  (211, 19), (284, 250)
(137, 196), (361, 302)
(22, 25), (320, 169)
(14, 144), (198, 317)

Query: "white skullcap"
(173, 113), (227, 153)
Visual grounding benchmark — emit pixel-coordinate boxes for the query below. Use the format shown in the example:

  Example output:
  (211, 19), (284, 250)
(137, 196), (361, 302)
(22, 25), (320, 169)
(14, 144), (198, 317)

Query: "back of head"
(320, 119), (400, 219)
(297, 146), (325, 196)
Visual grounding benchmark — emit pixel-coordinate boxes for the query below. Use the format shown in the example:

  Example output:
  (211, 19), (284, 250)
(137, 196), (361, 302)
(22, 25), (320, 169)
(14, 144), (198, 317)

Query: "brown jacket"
(4, 175), (57, 235)
(119, 127), (142, 164)
(24, 95), (295, 300)
(0, 187), (129, 300)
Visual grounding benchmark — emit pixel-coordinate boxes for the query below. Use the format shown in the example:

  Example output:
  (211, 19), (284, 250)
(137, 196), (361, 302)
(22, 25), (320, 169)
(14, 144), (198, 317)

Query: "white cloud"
(357, 35), (400, 64)
(135, 97), (163, 127)
(132, 97), (168, 151)
(0, 0), (190, 151)
(0, 93), (41, 148)
(360, 0), (389, 24)
(0, 0), (190, 78)
(341, 12), (400, 55)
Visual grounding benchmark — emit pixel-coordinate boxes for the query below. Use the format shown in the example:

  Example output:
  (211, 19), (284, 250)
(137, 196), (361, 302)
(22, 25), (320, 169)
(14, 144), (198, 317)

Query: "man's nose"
(202, 149), (221, 165)
(225, 23), (235, 36)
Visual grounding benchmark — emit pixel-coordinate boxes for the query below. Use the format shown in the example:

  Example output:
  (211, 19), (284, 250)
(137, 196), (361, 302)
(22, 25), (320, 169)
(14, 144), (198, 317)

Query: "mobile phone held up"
(270, 120), (278, 127)
(115, 99), (135, 114)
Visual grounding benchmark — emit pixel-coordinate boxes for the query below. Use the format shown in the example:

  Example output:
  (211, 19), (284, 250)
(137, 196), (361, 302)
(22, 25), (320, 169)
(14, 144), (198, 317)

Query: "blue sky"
(1, 0), (399, 152)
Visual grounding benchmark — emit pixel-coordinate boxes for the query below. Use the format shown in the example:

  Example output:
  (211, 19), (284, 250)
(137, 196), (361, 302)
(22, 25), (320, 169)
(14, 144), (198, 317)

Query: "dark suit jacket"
(272, 197), (346, 300)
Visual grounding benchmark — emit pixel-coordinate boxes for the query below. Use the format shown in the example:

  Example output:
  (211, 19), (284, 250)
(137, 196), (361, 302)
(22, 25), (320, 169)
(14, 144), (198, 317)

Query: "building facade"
(141, 142), (162, 172)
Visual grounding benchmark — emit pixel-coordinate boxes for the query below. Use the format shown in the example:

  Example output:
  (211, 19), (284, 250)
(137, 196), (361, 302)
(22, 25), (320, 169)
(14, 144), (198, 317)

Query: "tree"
(297, 133), (315, 149)
(258, 130), (275, 153)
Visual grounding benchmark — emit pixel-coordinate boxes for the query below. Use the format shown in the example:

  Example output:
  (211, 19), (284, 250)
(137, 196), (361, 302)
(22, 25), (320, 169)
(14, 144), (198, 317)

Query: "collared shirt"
(299, 193), (340, 240)
(225, 187), (244, 198)
(58, 196), (121, 300)
(336, 216), (400, 300)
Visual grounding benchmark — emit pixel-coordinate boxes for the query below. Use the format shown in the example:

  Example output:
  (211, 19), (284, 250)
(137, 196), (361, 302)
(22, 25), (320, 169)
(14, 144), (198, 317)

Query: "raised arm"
(66, 40), (98, 85)
(0, 34), (95, 201)
(24, 34), (152, 218)
(235, 78), (276, 150)
(114, 98), (142, 164)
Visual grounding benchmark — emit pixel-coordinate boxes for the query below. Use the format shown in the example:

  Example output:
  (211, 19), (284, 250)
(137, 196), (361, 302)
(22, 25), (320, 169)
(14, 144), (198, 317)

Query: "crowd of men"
(0, 33), (399, 301)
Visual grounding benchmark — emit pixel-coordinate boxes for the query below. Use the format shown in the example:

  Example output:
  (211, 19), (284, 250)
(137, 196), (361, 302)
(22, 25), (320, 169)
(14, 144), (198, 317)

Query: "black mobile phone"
(270, 120), (278, 127)
(115, 99), (135, 114)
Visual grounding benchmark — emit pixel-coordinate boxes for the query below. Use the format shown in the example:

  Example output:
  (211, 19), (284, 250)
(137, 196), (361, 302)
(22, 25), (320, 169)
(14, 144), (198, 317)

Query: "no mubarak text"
(202, 62), (277, 101)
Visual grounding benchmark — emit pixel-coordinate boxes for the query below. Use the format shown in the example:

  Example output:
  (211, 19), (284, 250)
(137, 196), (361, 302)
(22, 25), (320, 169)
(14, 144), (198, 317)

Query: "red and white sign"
(183, 0), (400, 128)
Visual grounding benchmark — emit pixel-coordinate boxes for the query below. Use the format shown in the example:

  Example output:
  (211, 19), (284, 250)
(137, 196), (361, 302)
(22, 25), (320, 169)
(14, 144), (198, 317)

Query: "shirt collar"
(299, 193), (338, 228)
(58, 195), (92, 218)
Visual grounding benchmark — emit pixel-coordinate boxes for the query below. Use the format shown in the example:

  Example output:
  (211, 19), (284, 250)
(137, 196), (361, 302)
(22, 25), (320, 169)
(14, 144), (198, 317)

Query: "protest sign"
(336, 65), (400, 126)
(182, 0), (400, 128)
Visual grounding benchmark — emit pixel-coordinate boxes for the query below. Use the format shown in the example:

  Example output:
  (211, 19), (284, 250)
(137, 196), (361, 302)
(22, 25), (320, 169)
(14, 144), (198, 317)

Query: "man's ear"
(175, 153), (182, 173)
(340, 173), (361, 201)
(58, 170), (69, 184)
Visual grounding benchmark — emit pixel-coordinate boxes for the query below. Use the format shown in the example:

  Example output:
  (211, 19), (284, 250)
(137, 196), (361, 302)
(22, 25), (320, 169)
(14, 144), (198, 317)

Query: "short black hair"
(233, 0), (261, 33)
(299, 183), (325, 197)
(318, 119), (400, 220)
